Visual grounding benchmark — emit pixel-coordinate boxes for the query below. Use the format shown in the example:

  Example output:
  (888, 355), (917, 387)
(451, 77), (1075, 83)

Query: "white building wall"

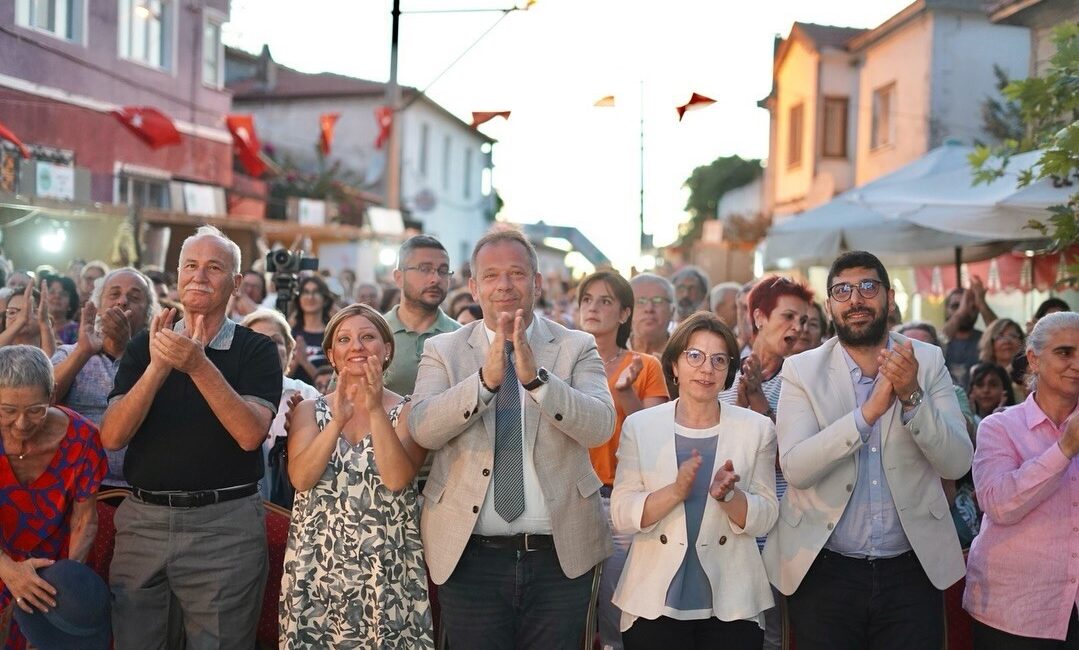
(398, 106), (493, 270)
(929, 12), (1029, 147)
(773, 37), (819, 211)
(717, 177), (761, 220)
(234, 95), (492, 271)
(854, 13), (934, 185)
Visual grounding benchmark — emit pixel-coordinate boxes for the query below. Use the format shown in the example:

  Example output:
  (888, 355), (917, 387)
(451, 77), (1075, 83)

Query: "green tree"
(971, 22), (1079, 286)
(680, 155), (763, 246)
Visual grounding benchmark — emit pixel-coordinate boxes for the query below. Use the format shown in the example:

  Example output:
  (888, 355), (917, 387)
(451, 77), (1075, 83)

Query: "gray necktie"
(493, 340), (525, 522)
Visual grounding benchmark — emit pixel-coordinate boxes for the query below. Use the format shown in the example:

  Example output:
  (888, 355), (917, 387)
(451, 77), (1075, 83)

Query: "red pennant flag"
(225, 114), (266, 177)
(675, 93), (716, 121)
(374, 106), (393, 150)
(111, 106), (182, 149)
(319, 112), (340, 156)
(470, 111), (511, 128)
(0, 119), (30, 159)
(593, 95), (616, 107)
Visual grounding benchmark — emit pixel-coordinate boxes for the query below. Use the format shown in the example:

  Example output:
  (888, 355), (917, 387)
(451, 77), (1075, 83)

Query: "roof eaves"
(847, 0), (928, 52)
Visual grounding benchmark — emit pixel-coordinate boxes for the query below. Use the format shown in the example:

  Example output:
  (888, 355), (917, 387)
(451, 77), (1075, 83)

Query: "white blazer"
(610, 400), (778, 631)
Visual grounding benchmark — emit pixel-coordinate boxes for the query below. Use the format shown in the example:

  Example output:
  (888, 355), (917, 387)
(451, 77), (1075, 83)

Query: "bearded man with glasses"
(762, 250), (972, 650)
(383, 235), (461, 399)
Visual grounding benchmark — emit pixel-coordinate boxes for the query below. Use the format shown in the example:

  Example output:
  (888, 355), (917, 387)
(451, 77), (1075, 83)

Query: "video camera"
(266, 249), (319, 275)
(266, 249), (319, 317)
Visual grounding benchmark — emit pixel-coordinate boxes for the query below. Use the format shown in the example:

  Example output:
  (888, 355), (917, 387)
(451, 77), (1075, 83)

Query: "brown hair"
(978, 317), (1024, 365)
(577, 270), (634, 349)
(321, 303), (395, 370)
(661, 311), (740, 398)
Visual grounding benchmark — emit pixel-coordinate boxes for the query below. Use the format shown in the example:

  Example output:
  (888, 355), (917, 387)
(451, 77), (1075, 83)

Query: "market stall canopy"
(759, 143), (1044, 270)
(865, 149), (1071, 241)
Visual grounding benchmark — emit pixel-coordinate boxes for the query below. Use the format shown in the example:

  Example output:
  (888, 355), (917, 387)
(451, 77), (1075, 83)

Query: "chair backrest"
(257, 500), (292, 649)
(85, 489), (128, 583)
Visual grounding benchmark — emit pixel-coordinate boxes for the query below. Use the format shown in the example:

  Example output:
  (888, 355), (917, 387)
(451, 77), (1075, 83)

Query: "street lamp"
(383, 1), (535, 210)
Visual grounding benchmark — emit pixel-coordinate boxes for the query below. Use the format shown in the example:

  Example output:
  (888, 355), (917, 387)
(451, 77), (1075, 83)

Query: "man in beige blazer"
(762, 251), (972, 650)
(410, 229), (615, 650)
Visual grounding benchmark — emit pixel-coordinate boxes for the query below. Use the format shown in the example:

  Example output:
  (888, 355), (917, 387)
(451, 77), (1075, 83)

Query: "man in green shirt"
(383, 235), (460, 397)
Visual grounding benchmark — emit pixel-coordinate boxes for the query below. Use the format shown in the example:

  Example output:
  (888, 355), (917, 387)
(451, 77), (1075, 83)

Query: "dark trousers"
(787, 549), (943, 650)
(973, 607), (1079, 649)
(438, 539), (595, 650)
(622, 615), (763, 650)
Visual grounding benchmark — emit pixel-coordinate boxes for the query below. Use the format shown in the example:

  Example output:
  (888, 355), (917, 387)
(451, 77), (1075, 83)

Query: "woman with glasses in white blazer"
(610, 312), (778, 649)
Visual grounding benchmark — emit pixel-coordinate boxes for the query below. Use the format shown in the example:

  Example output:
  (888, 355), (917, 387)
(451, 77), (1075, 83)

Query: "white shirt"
(473, 321), (552, 535)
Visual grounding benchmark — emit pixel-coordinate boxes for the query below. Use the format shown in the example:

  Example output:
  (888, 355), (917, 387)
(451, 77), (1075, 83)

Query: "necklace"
(602, 349), (624, 367)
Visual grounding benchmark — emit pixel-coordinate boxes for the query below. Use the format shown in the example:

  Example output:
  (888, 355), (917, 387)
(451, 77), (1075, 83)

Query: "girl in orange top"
(578, 271), (669, 650)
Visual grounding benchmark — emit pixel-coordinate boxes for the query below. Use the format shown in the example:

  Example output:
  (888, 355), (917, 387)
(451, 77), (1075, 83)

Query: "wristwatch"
(522, 367), (550, 391)
(900, 388), (924, 408)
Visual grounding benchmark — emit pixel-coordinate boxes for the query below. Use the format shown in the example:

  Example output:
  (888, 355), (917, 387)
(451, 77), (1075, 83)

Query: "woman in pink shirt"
(964, 311), (1079, 648)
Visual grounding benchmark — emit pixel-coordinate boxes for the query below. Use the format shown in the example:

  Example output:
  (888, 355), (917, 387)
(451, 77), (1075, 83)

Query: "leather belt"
(132, 483), (259, 509)
(470, 533), (555, 552)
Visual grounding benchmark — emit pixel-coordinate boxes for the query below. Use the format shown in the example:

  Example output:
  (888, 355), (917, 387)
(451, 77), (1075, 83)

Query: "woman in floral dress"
(280, 303), (432, 648)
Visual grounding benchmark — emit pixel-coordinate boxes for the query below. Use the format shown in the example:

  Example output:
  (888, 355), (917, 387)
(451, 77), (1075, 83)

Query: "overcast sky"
(224, 0), (914, 270)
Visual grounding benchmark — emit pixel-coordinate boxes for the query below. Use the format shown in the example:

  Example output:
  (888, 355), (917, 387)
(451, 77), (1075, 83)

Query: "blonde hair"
(241, 309), (296, 355)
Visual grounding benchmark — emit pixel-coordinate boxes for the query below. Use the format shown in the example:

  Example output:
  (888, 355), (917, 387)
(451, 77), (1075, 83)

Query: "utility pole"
(385, 0), (403, 210)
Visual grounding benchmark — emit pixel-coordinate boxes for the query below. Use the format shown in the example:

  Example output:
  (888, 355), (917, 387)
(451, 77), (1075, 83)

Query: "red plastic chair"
(257, 501), (292, 649)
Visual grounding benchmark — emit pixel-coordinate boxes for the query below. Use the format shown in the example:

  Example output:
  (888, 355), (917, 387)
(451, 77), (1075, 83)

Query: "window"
(202, 12), (224, 88)
(463, 148), (473, 199)
(441, 135), (451, 191)
(118, 174), (170, 210)
(787, 103), (804, 169)
(871, 83), (895, 149)
(418, 123), (430, 176)
(821, 97), (848, 158)
(118, 0), (172, 70)
(15, 0), (85, 42)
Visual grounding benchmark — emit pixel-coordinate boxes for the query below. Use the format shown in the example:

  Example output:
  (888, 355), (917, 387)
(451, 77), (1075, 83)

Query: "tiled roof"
(792, 22), (868, 50)
(229, 66), (408, 100)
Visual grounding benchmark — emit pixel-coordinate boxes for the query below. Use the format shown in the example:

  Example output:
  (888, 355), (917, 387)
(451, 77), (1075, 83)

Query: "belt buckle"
(522, 534), (540, 552)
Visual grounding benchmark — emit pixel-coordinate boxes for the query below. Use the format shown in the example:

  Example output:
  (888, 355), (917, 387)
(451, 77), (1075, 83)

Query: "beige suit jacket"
(409, 317), (616, 584)
(762, 332), (973, 595)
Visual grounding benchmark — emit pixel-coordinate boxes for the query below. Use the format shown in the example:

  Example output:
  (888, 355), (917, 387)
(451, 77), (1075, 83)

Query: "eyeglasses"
(994, 332), (1023, 342)
(828, 279), (885, 302)
(0, 403), (50, 423)
(682, 348), (731, 371)
(635, 296), (672, 307)
(404, 265), (454, 279)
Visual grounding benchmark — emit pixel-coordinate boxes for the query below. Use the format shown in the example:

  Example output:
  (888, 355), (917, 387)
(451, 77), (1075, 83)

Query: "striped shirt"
(719, 370), (785, 550)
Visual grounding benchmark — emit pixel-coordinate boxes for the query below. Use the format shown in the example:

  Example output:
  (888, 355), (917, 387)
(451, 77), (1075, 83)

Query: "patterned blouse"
(0, 407), (107, 650)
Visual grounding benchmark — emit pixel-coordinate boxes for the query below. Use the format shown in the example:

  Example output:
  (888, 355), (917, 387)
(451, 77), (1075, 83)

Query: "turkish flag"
(112, 106), (182, 148)
(374, 105), (393, 150)
(675, 92), (716, 121)
(470, 111), (511, 128)
(319, 112), (340, 156)
(225, 114), (266, 177)
(0, 119), (30, 159)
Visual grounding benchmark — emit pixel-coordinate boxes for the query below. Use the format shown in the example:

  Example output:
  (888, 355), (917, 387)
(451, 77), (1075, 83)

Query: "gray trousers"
(109, 493), (268, 650)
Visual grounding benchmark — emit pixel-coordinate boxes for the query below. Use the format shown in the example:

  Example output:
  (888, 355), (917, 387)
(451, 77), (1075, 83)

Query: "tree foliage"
(971, 22), (1079, 285)
(679, 155), (763, 247)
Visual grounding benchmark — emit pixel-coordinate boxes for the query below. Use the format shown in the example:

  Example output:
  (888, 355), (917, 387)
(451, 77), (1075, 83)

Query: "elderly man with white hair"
(101, 225), (283, 648)
(51, 267), (157, 488)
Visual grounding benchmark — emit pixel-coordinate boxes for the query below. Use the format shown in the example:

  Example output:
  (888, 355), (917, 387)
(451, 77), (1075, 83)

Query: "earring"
(673, 376), (679, 385)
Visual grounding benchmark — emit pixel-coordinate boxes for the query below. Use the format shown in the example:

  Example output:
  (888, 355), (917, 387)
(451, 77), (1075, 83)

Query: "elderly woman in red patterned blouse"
(0, 345), (106, 649)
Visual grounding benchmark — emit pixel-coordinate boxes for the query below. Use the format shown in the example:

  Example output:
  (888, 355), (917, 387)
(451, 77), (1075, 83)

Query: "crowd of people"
(0, 228), (1075, 650)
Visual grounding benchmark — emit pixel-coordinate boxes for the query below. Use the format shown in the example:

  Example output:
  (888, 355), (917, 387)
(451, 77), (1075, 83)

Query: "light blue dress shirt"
(824, 342), (915, 559)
